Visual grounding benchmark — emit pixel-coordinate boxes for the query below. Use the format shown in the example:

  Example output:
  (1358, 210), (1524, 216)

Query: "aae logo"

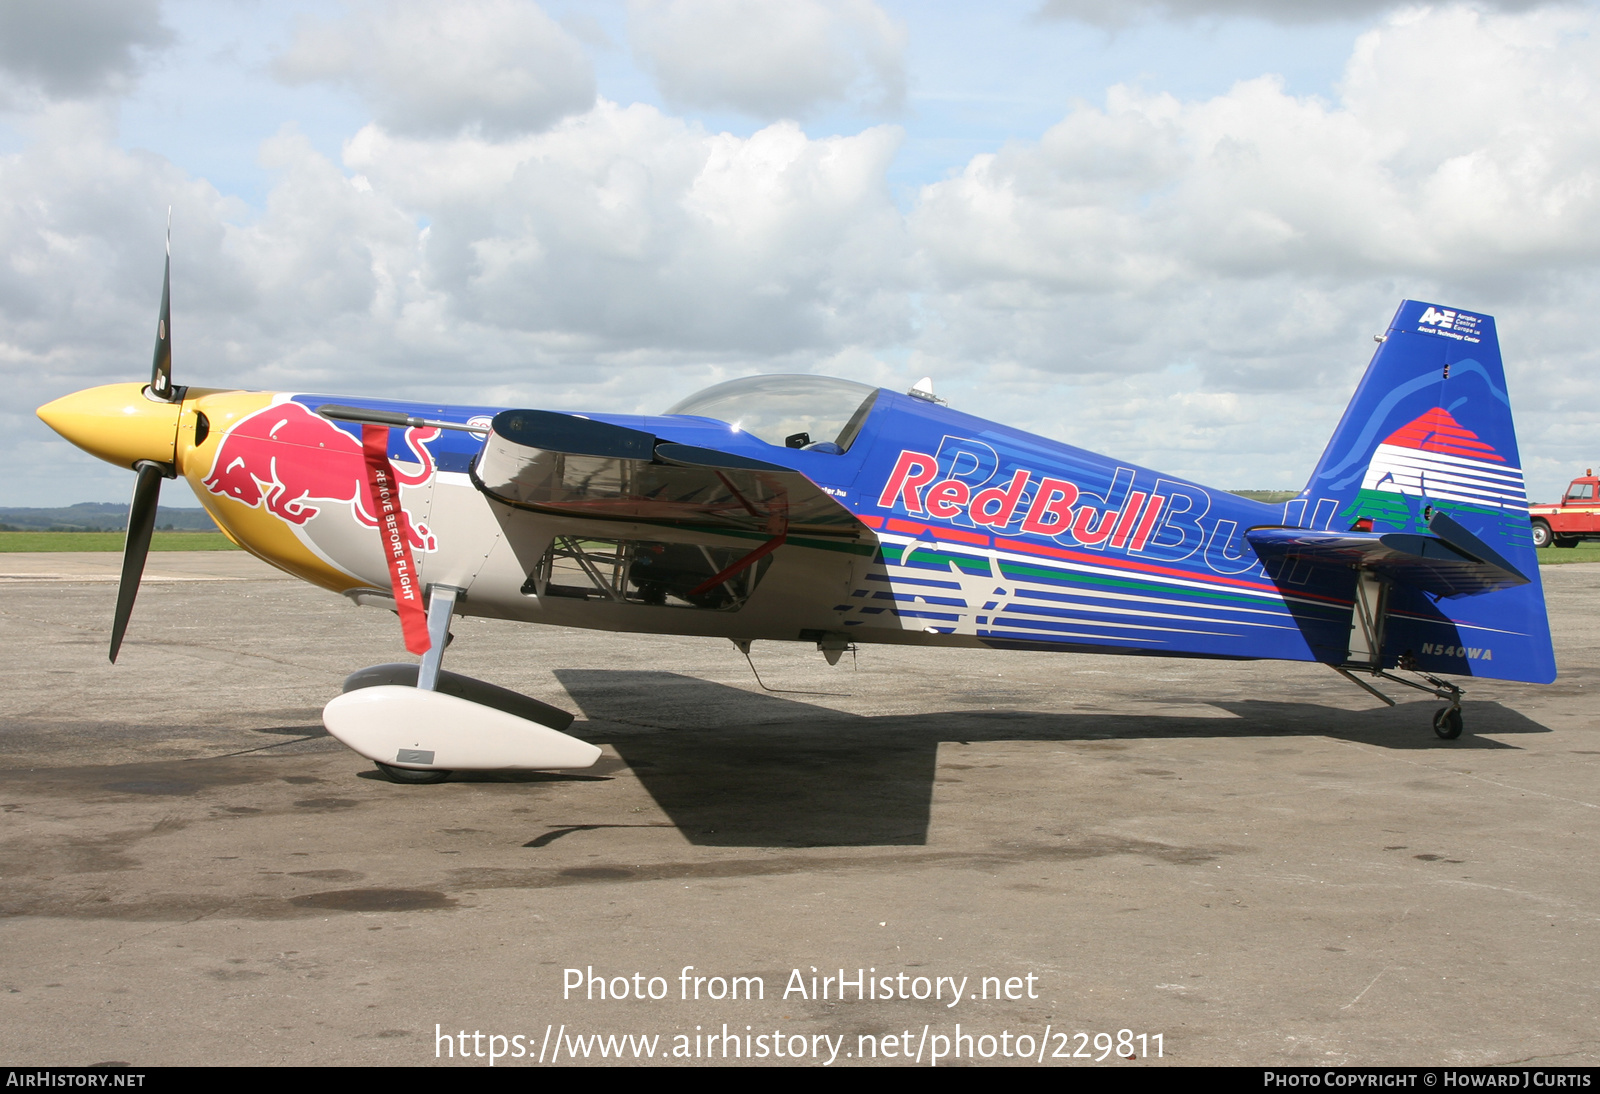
(1414, 306), (1483, 343)
(1418, 306), (1481, 331)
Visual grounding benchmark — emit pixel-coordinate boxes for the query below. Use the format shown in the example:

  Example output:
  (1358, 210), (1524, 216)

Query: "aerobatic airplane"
(36, 243), (1555, 782)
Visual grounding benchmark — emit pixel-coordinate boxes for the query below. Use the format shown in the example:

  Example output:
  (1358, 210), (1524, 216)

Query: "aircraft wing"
(471, 409), (865, 538)
(1247, 510), (1530, 599)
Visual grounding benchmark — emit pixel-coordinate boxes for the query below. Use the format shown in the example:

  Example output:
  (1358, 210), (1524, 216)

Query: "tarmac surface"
(1, 551), (1597, 1067)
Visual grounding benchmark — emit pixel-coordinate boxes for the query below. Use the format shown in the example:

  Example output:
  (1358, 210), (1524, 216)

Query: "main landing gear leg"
(334, 583), (586, 784)
(375, 584), (463, 784)
(1332, 664), (1465, 741)
(416, 584), (462, 692)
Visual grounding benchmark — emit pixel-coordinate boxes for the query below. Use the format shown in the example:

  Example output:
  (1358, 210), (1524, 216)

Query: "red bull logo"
(875, 447), (1168, 553)
(202, 400), (439, 551)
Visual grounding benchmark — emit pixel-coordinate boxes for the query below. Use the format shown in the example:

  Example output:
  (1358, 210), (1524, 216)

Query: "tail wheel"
(1432, 707), (1464, 740)
(1530, 520), (1552, 549)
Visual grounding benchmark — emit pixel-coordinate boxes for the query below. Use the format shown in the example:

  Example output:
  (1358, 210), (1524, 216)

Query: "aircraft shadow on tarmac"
(550, 669), (1551, 849)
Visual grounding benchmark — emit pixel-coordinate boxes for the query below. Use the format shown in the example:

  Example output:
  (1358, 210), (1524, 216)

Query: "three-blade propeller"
(111, 217), (180, 663)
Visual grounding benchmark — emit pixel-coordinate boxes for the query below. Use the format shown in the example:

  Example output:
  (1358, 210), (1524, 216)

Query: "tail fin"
(1299, 300), (1554, 683)
(1305, 301), (1526, 535)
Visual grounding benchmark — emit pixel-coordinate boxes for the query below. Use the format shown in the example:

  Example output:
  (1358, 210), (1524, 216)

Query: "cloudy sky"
(4, 0), (1597, 507)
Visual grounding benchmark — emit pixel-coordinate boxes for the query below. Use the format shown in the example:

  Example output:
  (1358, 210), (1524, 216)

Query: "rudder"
(1297, 300), (1554, 683)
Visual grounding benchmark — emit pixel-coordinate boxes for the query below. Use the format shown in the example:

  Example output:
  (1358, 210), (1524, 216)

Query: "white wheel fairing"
(322, 685), (601, 771)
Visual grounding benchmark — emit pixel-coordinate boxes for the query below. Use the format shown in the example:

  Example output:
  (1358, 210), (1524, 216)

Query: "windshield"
(664, 375), (879, 450)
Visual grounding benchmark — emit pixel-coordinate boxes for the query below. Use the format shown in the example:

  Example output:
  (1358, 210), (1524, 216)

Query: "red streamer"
(361, 425), (431, 655)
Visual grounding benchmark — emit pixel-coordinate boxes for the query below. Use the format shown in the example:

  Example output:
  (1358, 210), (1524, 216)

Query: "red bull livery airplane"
(36, 248), (1556, 783)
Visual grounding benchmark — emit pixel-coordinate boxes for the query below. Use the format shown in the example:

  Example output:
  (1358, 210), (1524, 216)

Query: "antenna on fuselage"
(907, 376), (946, 406)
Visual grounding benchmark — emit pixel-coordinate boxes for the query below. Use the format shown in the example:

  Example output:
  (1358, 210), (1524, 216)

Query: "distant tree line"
(0, 504), (221, 532)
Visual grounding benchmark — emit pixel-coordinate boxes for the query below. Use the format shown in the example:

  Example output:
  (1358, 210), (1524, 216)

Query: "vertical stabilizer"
(1306, 302), (1526, 535)
(1299, 300), (1554, 683)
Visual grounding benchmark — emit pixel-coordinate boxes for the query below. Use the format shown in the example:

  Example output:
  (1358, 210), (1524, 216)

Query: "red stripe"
(931, 526), (989, 545)
(874, 509), (1350, 605)
(1383, 407), (1506, 462)
(1004, 537), (1352, 605)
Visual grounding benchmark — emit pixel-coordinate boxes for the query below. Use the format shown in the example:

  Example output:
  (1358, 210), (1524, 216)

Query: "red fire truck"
(1530, 469), (1600, 548)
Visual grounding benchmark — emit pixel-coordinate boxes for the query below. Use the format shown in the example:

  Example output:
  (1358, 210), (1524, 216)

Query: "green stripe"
(878, 539), (1346, 618)
(996, 559), (1266, 607)
(1343, 490), (1502, 533)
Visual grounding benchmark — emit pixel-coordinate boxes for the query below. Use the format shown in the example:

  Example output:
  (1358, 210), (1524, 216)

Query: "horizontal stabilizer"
(473, 410), (865, 537)
(1248, 520), (1530, 600)
(1425, 509), (1524, 578)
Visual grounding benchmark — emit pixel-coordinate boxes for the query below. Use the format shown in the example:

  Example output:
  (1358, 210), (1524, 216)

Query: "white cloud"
(342, 103), (912, 360)
(0, 0), (171, 102)
(5, 98), (910, 424)
(1036, 0), (1560, 29)
(919, 8), (1600, 301)
(628, 0), (905, 119)
(906, 5), (1600, 489)
(9, 4), (1600, 505)
(275, 0), (595, 138)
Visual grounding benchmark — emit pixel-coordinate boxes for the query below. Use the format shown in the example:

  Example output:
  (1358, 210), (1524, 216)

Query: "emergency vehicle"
(1530, 470), (1600, 548)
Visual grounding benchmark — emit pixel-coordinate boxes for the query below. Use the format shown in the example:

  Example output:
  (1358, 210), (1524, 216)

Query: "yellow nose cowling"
(37, 383), (184, 472)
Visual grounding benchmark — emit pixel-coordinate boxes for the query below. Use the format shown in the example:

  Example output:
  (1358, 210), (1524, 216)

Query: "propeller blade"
(110, 461), (165, 663)
(149, 213), (173, 400)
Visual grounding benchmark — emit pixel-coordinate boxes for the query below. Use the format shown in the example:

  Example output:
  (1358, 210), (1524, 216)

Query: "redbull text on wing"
(875, 446), (1169, 554)
(202, 400), (440, 552)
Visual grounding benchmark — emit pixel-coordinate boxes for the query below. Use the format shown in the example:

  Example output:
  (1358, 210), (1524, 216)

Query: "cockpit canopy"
(663, 374), (879, 451)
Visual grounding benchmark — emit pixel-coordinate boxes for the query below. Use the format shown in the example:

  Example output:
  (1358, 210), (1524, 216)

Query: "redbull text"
(875, 447), (1168, 554)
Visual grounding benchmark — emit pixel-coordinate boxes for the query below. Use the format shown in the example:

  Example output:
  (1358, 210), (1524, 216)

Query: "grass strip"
(0, 532), (239, 553)
(1537, 543), (1600, 565)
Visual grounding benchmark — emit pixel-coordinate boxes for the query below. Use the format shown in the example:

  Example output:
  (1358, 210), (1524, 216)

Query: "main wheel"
(1555, 534), (1579, 548)
(1432, 707), (1463, 740)
(1531, 520), (1553, 549)
(374, 761), (452, 784)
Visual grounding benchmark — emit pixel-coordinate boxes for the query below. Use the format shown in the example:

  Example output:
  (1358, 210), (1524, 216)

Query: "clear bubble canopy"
(663, 375), (879, 451)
